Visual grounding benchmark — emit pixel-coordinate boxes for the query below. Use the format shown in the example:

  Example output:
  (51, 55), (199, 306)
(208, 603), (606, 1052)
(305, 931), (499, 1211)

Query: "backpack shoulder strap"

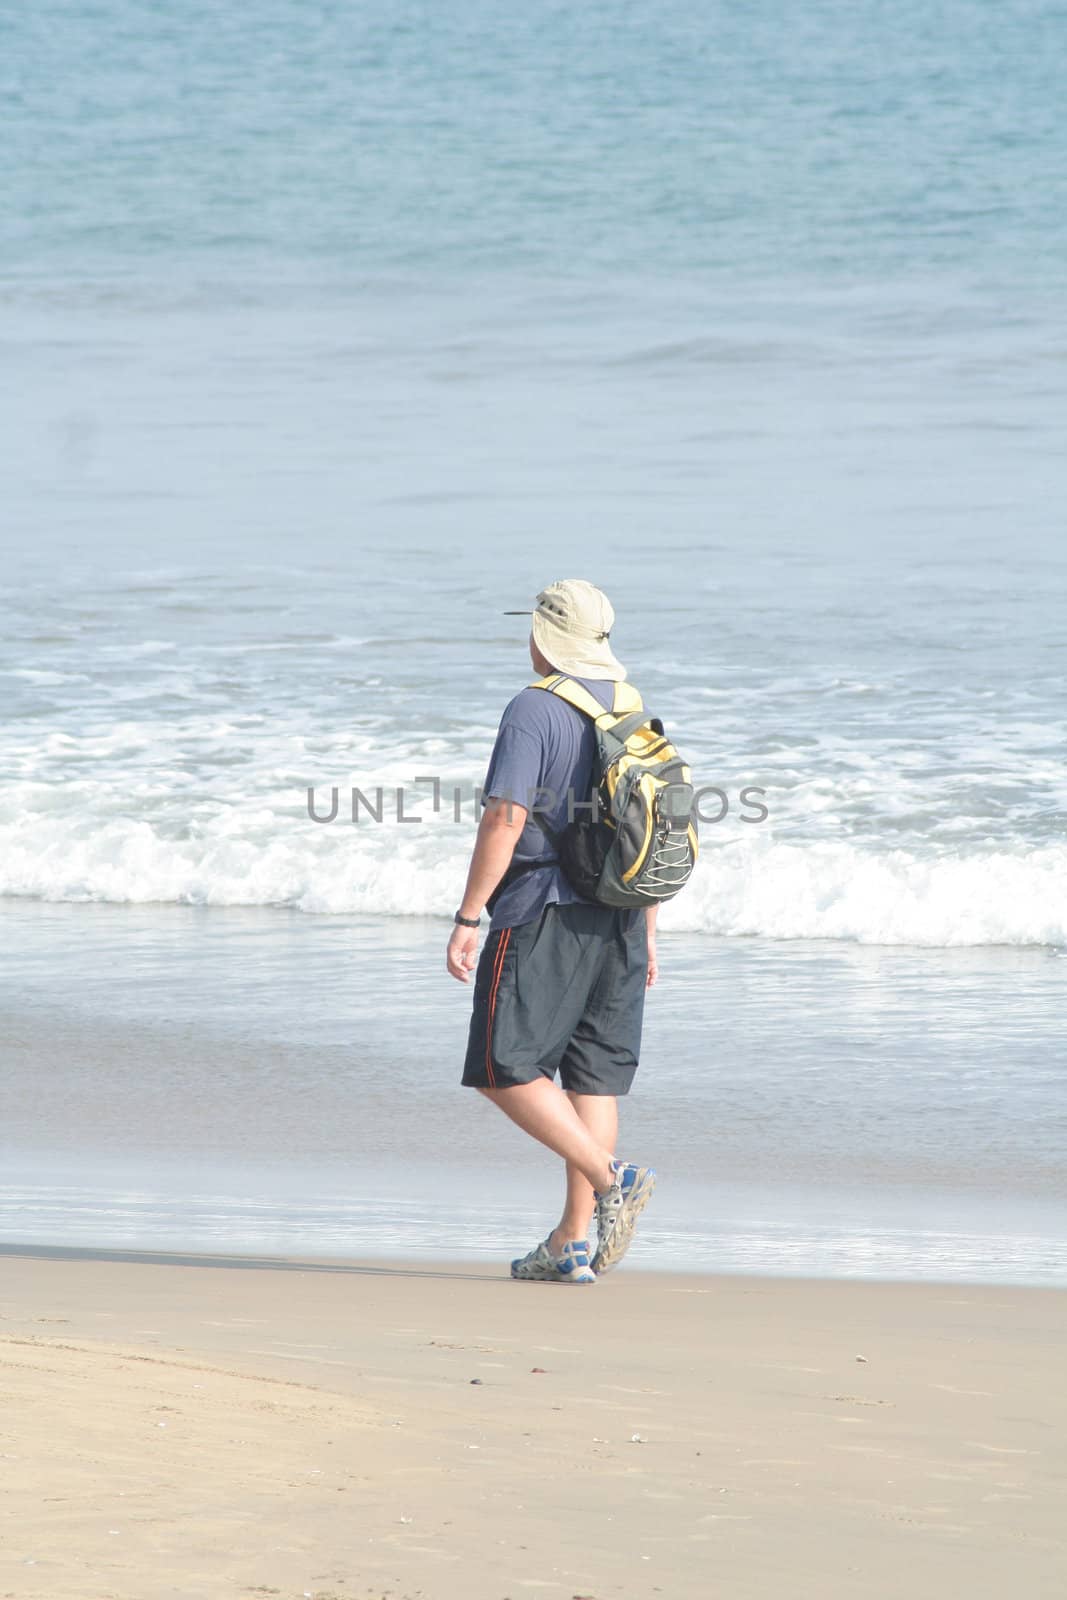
(611, 680), (644, 717)
(530, 673), (643, 727)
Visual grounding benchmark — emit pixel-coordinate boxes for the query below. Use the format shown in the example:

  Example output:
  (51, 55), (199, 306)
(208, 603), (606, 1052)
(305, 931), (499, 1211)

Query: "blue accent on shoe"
(510, 1236), (597, 1283)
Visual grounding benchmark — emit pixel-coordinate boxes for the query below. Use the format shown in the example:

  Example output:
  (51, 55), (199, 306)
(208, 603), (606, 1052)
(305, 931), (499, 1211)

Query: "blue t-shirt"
(482, 676), (616, 931)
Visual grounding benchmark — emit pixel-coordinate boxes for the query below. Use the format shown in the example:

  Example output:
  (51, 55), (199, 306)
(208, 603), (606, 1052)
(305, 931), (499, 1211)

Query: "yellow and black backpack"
(530, 673), (698, 907)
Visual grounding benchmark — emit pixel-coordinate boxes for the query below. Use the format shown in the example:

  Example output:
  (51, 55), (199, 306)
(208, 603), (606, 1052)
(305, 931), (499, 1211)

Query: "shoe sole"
(510, 1268), (597, 1284)
(592, 1169), (656, 1275)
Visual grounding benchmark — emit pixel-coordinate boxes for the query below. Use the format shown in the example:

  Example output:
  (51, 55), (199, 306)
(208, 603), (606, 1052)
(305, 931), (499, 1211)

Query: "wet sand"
(1, 1246), (1064, 1599)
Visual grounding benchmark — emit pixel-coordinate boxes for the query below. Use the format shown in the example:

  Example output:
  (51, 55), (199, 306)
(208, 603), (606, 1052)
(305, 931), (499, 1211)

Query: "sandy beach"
(6, 1), (1067, 1596)
(0, 1247), (1064, 1600)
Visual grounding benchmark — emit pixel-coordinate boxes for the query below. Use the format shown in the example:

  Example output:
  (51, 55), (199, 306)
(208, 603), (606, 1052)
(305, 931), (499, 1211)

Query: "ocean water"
(1, 0), (1065, 1280)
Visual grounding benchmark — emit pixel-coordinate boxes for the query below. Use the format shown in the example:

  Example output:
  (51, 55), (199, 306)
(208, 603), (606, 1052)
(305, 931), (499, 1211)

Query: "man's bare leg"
(545, 1092), (618, 1253)
(479, 1079), (615, 1196)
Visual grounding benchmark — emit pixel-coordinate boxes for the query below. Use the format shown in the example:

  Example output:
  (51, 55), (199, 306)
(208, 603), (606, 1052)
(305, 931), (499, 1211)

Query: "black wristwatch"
(453, 911), (481, 928)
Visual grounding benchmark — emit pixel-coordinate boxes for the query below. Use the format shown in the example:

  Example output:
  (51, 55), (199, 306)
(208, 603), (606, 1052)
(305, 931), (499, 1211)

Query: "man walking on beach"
(446, 580), (658, 1284)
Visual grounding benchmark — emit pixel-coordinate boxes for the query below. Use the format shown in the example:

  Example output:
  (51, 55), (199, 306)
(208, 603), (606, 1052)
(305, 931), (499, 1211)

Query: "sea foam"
(1, 800), (1063, 949)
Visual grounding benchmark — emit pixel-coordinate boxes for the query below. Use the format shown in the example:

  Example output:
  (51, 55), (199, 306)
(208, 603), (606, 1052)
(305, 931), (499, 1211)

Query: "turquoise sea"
(2, 0), (1065, 1281)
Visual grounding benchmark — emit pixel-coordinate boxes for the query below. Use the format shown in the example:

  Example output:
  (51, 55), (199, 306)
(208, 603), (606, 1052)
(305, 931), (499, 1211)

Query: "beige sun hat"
(505, 579), (626, 681)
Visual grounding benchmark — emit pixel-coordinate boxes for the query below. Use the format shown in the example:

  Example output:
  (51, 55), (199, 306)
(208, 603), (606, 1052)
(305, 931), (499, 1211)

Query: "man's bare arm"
(446, 797), (528, 982)
(645, 904), (659, 987)
(458, 797), (528, 918)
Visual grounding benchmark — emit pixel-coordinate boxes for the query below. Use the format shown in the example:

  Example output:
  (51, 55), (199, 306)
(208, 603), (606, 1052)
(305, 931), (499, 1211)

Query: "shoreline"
(2, 1249), (1065, 1599)
(6, 1237), (1067, 1292)
(4, 1153), (1066, 1288)
(4, 901), (1066, 1292)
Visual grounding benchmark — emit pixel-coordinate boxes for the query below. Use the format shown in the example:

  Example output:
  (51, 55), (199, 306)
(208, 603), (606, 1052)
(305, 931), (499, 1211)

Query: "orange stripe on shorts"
(485, 927), (512, 1088)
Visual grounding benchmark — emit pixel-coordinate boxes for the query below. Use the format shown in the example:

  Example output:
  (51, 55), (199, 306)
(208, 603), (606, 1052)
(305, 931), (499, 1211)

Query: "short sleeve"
(482, 722), (544, 811)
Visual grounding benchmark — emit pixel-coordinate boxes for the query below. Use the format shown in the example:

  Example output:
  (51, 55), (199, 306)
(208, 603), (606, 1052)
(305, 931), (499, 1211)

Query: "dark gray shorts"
(462, 901), (647, 1095)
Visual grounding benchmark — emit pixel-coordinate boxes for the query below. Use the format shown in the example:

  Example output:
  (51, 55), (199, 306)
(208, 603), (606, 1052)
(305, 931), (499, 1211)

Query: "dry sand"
(0, 1246), (1064, 1600)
